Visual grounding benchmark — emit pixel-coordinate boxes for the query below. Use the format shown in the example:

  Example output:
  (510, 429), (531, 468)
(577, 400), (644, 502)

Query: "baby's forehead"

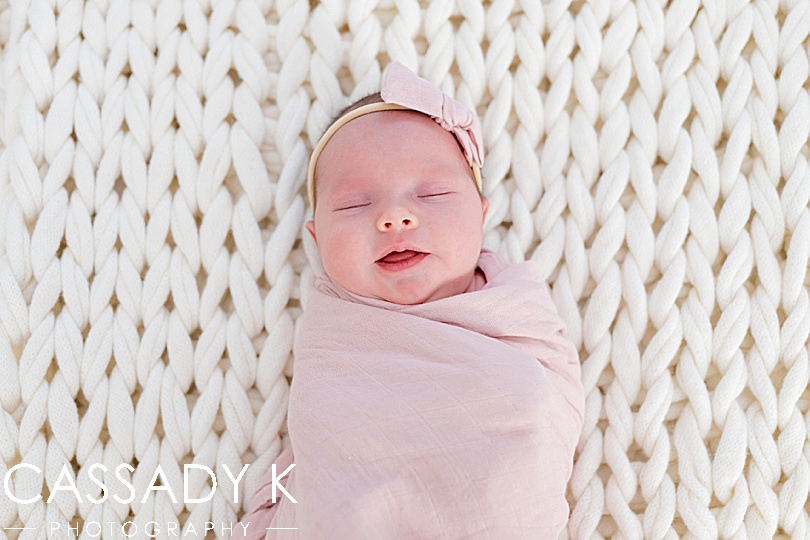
(316, 111), (460, 171)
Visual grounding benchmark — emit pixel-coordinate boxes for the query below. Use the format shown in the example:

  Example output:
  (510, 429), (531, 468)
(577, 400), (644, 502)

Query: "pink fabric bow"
(381, 62), (484, 168)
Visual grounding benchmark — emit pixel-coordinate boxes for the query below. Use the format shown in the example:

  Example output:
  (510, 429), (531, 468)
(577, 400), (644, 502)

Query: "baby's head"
(305, 62), (488, 305)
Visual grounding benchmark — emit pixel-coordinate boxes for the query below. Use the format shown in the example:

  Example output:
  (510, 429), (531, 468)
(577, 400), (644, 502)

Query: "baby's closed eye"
(333, 199), (371, 211)
(418, 191), (454, 198)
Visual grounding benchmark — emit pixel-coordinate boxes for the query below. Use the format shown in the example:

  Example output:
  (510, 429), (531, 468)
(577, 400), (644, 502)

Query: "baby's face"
(306, 111), (488, 304)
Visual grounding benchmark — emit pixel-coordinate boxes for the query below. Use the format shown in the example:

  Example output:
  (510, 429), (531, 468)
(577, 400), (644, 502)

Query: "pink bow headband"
(307, 62), (484, 210)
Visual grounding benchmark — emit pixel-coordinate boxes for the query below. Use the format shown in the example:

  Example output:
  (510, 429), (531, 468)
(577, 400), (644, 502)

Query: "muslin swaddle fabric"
(240, 250), (584, 538)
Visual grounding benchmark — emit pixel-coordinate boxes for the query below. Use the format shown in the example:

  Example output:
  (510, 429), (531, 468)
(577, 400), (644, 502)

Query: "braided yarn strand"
(1, 1), (809, 538)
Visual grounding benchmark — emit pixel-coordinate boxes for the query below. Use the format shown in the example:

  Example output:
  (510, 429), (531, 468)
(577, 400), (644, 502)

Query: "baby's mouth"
(377, 250), (424, 263)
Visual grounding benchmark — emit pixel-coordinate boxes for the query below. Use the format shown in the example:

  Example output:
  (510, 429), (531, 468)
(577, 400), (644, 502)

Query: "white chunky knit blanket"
(1, 1), (809, 538)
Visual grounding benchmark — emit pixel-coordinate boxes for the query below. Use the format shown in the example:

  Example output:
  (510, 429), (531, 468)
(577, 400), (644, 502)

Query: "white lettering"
(142, 464), (178, 504)
(145, 521), (160, 537)
(184, 464), (216, 503)
(47, 463), (83, 503)
(222, 463), (250, 504)
(270, 463), (297, 503)
(3, 462), (264, 507)
(122, 521), (137, 538)
(85, 520), (102, 537)
(87, 463), (108, 503)
(114, 464), (135, 504)
(4, 463), (42, 504)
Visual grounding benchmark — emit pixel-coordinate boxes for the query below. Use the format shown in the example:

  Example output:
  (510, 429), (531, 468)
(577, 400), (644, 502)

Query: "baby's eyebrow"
(318, 177), (363, 197)
(325, 183), (364, 197)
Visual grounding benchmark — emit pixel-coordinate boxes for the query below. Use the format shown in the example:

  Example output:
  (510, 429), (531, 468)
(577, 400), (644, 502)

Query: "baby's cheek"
(322, 240), (349, 270)
(314, 230), (341, 270)
(442, 211), (482, 250)
(320, 230), (365, 275)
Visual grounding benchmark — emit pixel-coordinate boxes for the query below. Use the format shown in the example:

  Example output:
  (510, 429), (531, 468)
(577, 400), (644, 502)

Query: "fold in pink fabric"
(238, 250), (584, 539)
(381, 61), (484, 169)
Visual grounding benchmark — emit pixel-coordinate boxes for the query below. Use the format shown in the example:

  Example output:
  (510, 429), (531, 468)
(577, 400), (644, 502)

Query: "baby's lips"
(378, 250), (423, 263)
(375, 244), (427, 262)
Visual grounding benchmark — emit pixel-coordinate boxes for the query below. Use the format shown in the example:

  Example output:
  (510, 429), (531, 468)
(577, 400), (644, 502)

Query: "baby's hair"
(332, 92), (383, 125)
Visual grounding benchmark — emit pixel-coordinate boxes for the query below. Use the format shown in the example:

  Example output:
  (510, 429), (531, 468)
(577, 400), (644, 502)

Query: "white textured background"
(1, 0), (810, 538)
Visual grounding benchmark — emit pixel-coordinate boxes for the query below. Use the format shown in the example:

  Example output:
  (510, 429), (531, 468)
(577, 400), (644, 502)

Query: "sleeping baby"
(239, 62), (585, 539)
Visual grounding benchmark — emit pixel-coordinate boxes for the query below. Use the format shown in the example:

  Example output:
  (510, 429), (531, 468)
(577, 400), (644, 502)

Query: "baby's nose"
(377, 207), (419, 232)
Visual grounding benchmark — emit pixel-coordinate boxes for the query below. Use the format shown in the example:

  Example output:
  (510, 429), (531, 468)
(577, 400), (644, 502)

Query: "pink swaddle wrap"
(239, 250), (584, 539)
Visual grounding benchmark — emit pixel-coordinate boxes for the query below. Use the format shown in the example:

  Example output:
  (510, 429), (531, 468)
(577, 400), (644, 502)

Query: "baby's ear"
(481, 198), (489, 221)
(305, 220), (317, 243)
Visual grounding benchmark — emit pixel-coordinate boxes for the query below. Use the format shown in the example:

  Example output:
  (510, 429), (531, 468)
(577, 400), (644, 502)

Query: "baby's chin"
(377, 289), (442, 305)
(361, 273), (476, 305)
